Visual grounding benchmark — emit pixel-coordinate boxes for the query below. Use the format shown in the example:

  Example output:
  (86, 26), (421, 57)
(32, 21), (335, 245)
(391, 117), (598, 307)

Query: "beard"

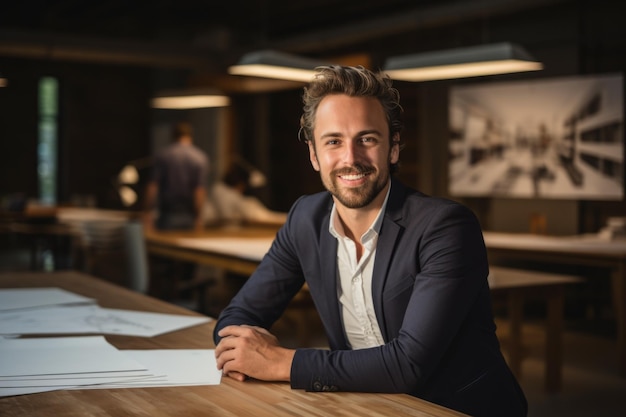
(322, 163), (389, 209)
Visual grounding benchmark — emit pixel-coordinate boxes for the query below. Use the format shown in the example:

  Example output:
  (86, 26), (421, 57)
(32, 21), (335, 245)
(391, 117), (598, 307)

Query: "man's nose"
(342, 141), (362, 164)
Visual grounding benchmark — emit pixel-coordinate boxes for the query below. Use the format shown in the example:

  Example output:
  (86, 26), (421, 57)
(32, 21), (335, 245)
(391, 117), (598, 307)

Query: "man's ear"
(308, 141), (320, 171)
(390, 133), (400, 164)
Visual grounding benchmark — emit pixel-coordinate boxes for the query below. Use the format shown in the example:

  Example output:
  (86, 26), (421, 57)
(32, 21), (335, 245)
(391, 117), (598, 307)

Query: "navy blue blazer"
(214, 179), (527, 417)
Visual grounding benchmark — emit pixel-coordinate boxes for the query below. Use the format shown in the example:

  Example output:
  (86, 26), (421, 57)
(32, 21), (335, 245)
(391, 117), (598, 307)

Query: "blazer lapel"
(316, 203), (348, 349)
(372, 179), (406, 342)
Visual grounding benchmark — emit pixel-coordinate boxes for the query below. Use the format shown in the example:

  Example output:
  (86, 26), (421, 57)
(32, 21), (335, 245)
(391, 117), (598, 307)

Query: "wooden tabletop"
(488, 265), (583, 290)
(145, 226), (279, 275)
(0, 271), (468, 417)
(483, 231), (626, 259)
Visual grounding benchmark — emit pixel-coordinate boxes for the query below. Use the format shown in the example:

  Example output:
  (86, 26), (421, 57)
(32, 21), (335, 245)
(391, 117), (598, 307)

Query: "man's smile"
(339, 172), (370, 181)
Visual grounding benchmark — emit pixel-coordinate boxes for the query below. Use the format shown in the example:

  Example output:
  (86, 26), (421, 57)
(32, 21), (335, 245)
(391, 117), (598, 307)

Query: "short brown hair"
(299, 65), (404, 172)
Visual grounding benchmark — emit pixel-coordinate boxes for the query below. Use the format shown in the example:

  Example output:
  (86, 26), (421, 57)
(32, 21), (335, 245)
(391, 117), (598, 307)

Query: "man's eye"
(361, 137), (377, 144)
(326, 139), (340, 145)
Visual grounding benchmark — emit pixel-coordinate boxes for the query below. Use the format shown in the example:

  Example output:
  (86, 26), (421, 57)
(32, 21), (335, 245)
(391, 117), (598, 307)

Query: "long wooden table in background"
(484, 231), (626, 376)
(145, 226), (278, 276)
(0, 271), (468, 417)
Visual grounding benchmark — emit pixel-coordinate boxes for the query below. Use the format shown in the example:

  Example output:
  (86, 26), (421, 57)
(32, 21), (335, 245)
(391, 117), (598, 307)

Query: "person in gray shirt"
(144, 122), (209, 231)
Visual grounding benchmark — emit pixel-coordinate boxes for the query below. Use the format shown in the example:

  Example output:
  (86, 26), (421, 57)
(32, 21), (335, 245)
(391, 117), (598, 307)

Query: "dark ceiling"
(0, 0), (428, 64)
(0, 0), (573, 84)
(0, 0), (422, 44)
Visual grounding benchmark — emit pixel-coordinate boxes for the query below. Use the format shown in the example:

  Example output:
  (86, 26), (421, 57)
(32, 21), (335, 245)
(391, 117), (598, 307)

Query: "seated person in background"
(213, 65), (527, 417)
(205, 161), (287, 226)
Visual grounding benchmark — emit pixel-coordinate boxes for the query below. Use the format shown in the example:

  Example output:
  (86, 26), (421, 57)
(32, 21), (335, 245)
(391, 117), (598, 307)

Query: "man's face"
(308, 94), (399, 210)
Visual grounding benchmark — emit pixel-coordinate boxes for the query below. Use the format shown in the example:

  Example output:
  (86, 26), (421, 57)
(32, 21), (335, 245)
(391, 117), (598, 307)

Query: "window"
(38, 77), (58, 205)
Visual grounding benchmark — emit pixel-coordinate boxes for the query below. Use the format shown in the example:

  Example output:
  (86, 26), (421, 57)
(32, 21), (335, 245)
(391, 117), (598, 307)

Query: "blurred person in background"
(142, 121), (209, 302)
(205, 159), (287, 226)
(144, 121), (209, 232)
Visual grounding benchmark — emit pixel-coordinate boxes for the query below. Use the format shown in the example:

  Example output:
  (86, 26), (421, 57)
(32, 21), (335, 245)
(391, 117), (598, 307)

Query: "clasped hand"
(215, 325), (295, 382)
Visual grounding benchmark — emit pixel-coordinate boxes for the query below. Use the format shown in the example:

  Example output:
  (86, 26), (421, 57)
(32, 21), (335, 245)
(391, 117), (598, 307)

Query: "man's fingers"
(241, 324), (272, 336)
(224, 370), (248, 382)
(215, 342), (240, 370)
(216, 348), (248, 381)
(215, 339), (232, 360)
(218, 325), (252, 338)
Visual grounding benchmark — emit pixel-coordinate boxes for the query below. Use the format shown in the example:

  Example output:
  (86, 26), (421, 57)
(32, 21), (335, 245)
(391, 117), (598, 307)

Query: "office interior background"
(1, 0), (623, 235)
(1, 0), (626, 415)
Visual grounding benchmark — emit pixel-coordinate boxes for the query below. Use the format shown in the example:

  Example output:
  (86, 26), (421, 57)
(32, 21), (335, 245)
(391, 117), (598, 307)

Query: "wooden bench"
(489, 266), (583, 393)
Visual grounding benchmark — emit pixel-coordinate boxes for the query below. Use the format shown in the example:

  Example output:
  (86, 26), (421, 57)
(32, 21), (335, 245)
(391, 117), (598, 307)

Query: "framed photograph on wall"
(448, 73), (623, 200)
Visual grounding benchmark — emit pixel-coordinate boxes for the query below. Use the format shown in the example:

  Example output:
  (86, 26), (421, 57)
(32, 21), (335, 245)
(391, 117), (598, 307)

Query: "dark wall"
(0, 59), (41, 202)
(267, 90), (323, 211)
(0, 57), (152, 209)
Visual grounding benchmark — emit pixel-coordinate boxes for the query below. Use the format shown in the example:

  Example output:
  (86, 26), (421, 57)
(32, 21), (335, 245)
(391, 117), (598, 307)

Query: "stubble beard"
(323, 163), (389, 209)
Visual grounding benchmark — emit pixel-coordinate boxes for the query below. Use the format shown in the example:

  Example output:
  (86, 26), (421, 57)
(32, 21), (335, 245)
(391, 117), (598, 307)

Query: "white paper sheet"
(0, 370), (156, 381)
(0, 287), (95, 311)
(0, 374), (159, 388)
(0, 349), (222, 396)
(0, 305), (211, 337)
(0, 385), (72, 397)
(0, 336), (147, 377)
(0, 336), (160, 397)
(80, 349), (222, 388)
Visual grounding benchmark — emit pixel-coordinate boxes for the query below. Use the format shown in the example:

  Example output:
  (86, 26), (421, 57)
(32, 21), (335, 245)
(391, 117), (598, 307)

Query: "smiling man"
(214, 66), (527, 417)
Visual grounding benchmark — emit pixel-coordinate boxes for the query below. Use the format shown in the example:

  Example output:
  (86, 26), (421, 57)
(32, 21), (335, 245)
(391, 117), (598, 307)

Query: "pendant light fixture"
(151, 89), (230, 109)
(383, 42), (543, 82)
(228, 50), (330, 83)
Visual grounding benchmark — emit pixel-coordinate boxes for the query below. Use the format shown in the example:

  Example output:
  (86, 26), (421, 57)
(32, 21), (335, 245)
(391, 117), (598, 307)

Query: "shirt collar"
(329, 181), (392, 242)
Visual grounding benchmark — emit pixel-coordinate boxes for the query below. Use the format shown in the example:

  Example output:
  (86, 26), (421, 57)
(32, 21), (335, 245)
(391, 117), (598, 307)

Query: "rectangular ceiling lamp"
(151, 89), (230, 109)
(228, 50), (329, 83)
(383, 43), (543, 82)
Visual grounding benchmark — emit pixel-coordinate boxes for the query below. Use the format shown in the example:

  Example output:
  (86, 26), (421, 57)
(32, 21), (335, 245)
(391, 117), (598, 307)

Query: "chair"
(76, 219), (134, 288)
(123, 221), (150, 293)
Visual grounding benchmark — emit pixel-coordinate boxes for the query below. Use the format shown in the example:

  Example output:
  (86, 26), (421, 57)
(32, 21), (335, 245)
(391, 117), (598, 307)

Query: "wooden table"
(145, 226), (278, 276)
(1, 207), (135, 272)
(5, 221), (77, 270)
(484, 231), (626, 376)
(0, 271), (468, 417)
(488, 266), (583, 393)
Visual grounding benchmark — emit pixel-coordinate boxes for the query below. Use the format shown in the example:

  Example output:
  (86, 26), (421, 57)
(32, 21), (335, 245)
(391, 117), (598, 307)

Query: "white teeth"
(341, 173), (365, 180)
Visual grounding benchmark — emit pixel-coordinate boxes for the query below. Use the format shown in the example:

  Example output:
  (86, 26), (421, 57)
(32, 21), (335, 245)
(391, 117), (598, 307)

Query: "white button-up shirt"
(329, 184), (391, 349)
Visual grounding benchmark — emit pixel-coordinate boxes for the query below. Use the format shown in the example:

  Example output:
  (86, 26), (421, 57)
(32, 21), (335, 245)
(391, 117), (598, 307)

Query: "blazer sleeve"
(212, 198), (308, 343)
(290, 201), (490, 394)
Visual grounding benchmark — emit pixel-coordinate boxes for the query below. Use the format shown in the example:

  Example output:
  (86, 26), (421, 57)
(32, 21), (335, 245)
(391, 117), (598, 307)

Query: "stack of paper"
(0, 287), (221, 397)
(77, 349), (221, 389)
(0, 336), (152, 396)
(0, 336), (221, 396)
